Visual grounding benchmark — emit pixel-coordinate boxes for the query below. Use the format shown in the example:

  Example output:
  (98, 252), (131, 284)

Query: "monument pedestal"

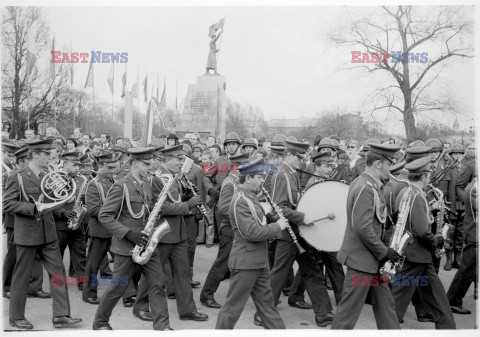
(176, 75), (226, 140)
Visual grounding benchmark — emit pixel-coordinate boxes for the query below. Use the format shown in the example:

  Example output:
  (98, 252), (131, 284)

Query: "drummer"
(305, 151), (334, 189)
(303, 151), (345, 304)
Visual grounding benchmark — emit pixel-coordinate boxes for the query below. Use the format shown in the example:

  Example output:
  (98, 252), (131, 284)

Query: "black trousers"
(136, 241), (196, 316)
(447, 242), (478, 307)
(93, 252), (169, 330)
(185, 214), (198, 276)
(268, 239), (332, 316)
(10, 240), (71, 320)
(82, 237), (111, 299)
(57, 228), (87, 280)
(216, 268), (285, 329)
(3, 227), (43, 293)
(391, 260), (456, 329)
(331, 268), (400, 329)
(289, 251), (345, 305)
(446, 211), (464, 258)
(200, 233), (233, 301)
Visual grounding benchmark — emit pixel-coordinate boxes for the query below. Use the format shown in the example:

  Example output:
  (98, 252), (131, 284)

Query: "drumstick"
(310, 213), (335, 223)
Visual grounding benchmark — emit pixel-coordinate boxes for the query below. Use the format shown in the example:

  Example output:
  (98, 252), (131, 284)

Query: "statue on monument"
(205, 18), (225, 76)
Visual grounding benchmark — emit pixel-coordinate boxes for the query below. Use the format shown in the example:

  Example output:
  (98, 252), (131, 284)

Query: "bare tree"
(2, 6), (69, 139)
(329, 6), (473, 142)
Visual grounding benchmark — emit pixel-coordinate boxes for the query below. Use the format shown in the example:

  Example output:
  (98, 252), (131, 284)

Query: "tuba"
(34, 171), (77, 217)
(379, 175), (413, 282)
(67, 173), (89, 230)
(131, 173), (174, 265)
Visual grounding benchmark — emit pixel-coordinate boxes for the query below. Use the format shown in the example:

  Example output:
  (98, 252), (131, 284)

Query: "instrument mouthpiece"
(328, 213), (335, 220)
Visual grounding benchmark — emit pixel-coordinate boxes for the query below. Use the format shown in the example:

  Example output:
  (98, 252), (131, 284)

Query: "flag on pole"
(131, 81), (139, 99)
(142, 75), (148, 102)
(156, 74), (159, 99)
(209, 18), (225, 37)
(50, 35), (55, 79)
(25, 28), (37, 75)
(84, 56), (94, 88)
(160, 78), (166, 107)
(107, 64), (114, 95)
(121, 71), (127, 98)
(140, 100), (155, 147)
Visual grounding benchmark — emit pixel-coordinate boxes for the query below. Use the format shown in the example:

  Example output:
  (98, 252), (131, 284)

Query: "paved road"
(2, 240), (477, 330)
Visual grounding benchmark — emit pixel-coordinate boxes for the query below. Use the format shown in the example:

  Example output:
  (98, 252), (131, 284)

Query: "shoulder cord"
(234, 192), (265, 240)
(284, 172), (296, 207)
(17, 173), (43, 203)
(366, 181), (386, 224)
(123, 183), (145, 219)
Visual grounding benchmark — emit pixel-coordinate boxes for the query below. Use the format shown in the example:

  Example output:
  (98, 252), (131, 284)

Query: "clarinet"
(180, 173), (212, 227)
(261, 186), (306, 254)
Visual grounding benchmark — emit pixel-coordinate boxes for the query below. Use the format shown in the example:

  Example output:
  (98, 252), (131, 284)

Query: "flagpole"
(71, 41), (75, 130)
(137, 66), (139, 119)
(92, 47), (95, 111)
(111, 62), (114, 118)
(175, 81), (178, 111)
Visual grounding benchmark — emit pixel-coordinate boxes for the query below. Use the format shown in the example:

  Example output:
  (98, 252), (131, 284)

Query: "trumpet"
(34, 171), (77, 218)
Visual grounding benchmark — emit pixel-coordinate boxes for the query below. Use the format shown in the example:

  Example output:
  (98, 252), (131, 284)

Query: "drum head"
(296, 180), (349, 252)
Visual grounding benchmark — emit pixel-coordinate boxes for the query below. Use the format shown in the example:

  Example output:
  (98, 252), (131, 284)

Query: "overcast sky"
(41, 5), (474, 136)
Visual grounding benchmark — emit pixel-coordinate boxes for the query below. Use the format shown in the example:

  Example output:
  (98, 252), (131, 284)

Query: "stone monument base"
(175, 75), (226, 141)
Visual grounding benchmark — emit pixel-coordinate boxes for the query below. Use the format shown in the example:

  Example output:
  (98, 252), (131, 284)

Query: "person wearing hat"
(93, 147), (171, 330)
(304, 151), (335, 189)
(271, 133), (287, 148)
(53, 151), (88, 290)
(200, 153), (252, 309)
(216, 161), (288, 329)
(3, 139), (82, 329)
(425, 138), (456, 273)
(3, 146), (48, 302)
(447, 178), (477, 315)
(332, 143), (401, 329)
(2, 142), (19, 175)
(166, 133), (179, 148)
(82, 153), (118, 305)
(350, 138), (380, 181)
(112, 141), (132, 180)
(133, 145), (208, 324)
(255, 140), (334, 327)
(333, 152), (351, 182)
(391, 156), (456, 329)
(241, 138), (258, 157)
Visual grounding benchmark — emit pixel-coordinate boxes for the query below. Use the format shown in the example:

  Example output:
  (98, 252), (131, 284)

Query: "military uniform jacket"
(98, 173), (153, 256)
(3, 166), (21, 230)
(53, 174), (87, 231)
(456, 160), (476, 202)
(430, 162), (456, 214)
(2, 166), (58, 246)
(186, 162), (206, 203)
(463, 181), (477, 244)
(203, 155), (231, 193)
(150, 166), (193, 244)
(271, 162), (306, 241)
(337, 172), (388, 274)
(228, 185), (282, 270)
(396, 185), (436, 264)
(86, 173), (114, 238)
(217, 173), (239, 237)
(115, 161), (131, 181)
(350, 156), (366, 181)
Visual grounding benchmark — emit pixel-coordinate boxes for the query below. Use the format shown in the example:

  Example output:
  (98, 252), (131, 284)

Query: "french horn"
(33, 171), (77, 217)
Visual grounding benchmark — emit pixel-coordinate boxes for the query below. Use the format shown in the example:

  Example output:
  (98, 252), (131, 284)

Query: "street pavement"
(2, 240), (478, 330)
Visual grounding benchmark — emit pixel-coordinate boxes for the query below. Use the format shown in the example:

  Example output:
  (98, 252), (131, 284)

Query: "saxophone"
(131, 173), (174, 265)
(427, 184), (451, 258)
(379, 176), (413, 282)
(67, 173), (88, 230)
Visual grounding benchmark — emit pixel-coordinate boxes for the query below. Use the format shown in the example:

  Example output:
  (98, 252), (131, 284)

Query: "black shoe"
(191, 280), (201, 288)
(179, 311), (209, 321)
(315, 314), (333, 327)
(417, 313), (435, 322)
(451, 260), (460, 269)
(53, 315), (82, 328)
(324, 280), (333, 291)
(123, 297), (135, 307)
(93, 324), (113, 330)
(288, 300), (313, 310)
(282, 287), (290, 296)
(253, 313), (262, 326)
(399, 318), (404, 323)
(451, 306), (471, 315)
(200, 298), (221, 309)
(27, 290), (51, 299)
(83, 297), (101, 305)
(3, 291), (10, 299)
(9, 318), (33, 330)
(162, 327), (174, 330)
(133, 310), (153, 321)
(167, 293), (176, 300)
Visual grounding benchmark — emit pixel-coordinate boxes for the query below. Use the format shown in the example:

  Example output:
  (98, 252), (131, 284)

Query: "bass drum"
(296, 180), (349, 252)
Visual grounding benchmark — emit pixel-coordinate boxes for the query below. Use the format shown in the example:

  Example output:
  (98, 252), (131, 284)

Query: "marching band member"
(257, 140), (334, 328)
(3, 139), (82, 329)
(134, 145), (208, 322)
(216, 161), (288, 329)
(93, 147), (170, 330)
(391, 156), (456, 329)
(3, 147), (47, 300)
(113, 141), (133, 180)
(447, 178), (477, 314)
(82, 153), (117, 304)
(332, 143), (401, 329)
(200, 153), (252, 309)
